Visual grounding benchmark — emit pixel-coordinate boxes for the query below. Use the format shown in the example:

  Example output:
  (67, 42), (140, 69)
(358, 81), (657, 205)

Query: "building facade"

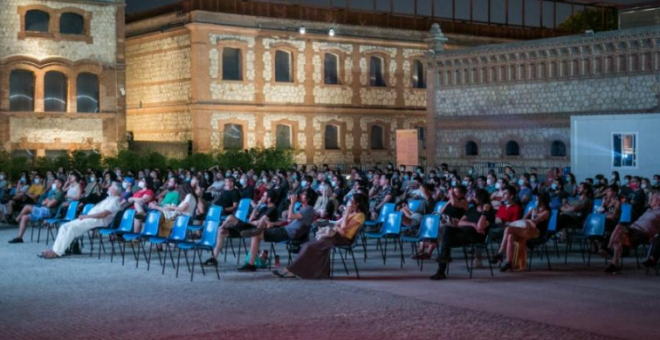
(427, 25), (660, 173)
(0, 0), (126, 157)
(124, 7), (511, 164)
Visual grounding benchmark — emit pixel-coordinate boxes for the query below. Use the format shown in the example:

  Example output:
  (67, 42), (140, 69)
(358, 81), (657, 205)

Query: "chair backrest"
(620, 203), (632, 223)
(434, 201), (447, 214)
(583, 213), (606, 237)
(141, 211), (162, 237)
(592, 199), (603, 213)
(407, 200), (423, 213)
(547, 209), (559, 234)
(524, 204), (535, 217)
(169, 215), (191, 242)
(418, 214), (440, 239)
(117, 209), (136, 232)
(235, 198), (252, 222)
(377, 203), (396, 223)
(206, 205), (222, 223)
(380, 212), (402, 236)
(198, 220), (220, 247)
(294, 202), (301, 213)
(81, 203), (95, 216)
(63, 201), (80, 220)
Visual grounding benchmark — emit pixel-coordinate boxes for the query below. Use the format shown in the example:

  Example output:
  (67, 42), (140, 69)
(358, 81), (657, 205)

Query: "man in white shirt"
(39, 182), (122, 259)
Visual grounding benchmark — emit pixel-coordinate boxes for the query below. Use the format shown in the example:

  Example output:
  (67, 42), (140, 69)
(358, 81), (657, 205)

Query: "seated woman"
(129, 177), (155, 232)
(60, 172), (83, 212)
(149, 182), (195, 238)
(600, 185), (621, 233)
(79, 171), (103, 207)
(490, 193), (551, 272)
(313, 182), (337, 220)
(5, 173), (44, 220)
(431, 189), (495, 280)
(272, 193), (368, 279)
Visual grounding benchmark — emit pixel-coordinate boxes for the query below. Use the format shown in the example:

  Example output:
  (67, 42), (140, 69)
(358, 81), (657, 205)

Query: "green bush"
(0, 147), (297, 180)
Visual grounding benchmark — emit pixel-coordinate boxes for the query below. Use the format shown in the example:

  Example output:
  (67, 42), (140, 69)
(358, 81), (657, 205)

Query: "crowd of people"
(1, 163), (659, 280)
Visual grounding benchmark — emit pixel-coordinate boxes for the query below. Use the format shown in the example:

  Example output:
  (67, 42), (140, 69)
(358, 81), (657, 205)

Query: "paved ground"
(0, 225), (658, 340)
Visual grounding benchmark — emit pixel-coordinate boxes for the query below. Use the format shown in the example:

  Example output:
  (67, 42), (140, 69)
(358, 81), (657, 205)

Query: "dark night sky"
(126, 0), (652, 27)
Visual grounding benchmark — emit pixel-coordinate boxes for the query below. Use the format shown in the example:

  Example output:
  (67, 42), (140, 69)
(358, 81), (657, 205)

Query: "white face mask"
(0, 175), (4, 180)
(33, 178), (40, 184)
(487, 179), (494, 186)
(51, 184), (57, 191)
(301, 181), (308, 188)
(239, 179), (247, 186)
(138, 181), (146, 189)
(122, 182), (128, 190)
(495, 182), (502, 190)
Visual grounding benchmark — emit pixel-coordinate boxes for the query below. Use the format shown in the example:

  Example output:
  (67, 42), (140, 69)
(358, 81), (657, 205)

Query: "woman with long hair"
(313, 181), (337, 219)
(149, 182), (197, 238)
(272, 193), (368, 279)
(491, 193), (551, 272)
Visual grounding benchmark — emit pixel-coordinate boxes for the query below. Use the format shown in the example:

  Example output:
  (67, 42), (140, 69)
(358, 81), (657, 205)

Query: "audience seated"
(8, 179), (65, 244)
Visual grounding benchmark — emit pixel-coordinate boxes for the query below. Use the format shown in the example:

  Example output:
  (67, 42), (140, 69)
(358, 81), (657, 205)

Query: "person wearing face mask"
(127, 177), (155, 233)
(652, 174), (660, 190)
(558, 182), (593, 234)
(627, 176), (647, 222)
(547, 179), (567, 210)
(490, 185), (523, 244)
(517, 174), (533, 207)
(238, 174), (254, 199)
(38, 181), (122, 258)
(80, 171), (103, 206)
(641, 178), (653, 209)
(620, 175), (633, 197)
(300, 175), (313, 191)
(529, 174), (540, 194)
(368, 174), (393, 222)
(6, 174), (45, 218)
(485, 174), (497, 194)
(490, 178), (508, 210)
(9, 179), (65, 244)
(564, 173), (577, 197)
(119, 177), (135, 206)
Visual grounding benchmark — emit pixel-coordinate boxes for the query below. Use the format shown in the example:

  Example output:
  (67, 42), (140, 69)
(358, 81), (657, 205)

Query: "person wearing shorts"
(203, 190), (281, 267)
(9, 179), (65, 244)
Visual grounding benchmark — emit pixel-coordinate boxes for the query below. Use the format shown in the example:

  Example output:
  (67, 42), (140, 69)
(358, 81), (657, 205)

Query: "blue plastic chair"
(81, 203), (95, 215)
(151, 215), (191, 275)
(364, 203), (395, 227)
(294, 202), (301, 213)
(592, 199), (603, 213)
(364, 212), (404, 267)
(41, 201), (80, 246)
(407, 200), (423, 213)
(433, 201), (448, 214)
(97, 209), (136, 262)
(566, 213), (606, 266)
(235, 198), (252, 222)
(188, 204), (222, 236)
(401, 214), (440, 271)
(122, 210), (162, 268)
(31, 204), (63, 243)
(176, 220), (220, 281)
(620, 203), (632, 223)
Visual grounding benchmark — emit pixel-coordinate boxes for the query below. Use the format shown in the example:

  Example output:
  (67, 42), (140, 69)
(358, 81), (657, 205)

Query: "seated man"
(557, 182), (593, 233)
(38, 182), (121, 258)
(8, 179), (65, 244)
(203, 190), (281, 267)
(604, 191), (660, 273)
(490, 185), (523, 240)
(238, 188), (318, 272)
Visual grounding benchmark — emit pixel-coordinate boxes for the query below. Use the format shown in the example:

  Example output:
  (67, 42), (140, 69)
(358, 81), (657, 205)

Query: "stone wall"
(125, 33), (191, 107)
(126, 111), (192, 142)
(0, 0), (117, 63)
(428, 26), (660, 169)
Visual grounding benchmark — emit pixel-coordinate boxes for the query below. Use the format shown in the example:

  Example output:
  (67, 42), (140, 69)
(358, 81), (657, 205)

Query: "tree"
(558, 7), (616, 33)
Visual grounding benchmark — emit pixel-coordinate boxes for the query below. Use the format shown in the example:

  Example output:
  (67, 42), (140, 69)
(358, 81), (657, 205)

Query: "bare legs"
(16, 205), (35, 239)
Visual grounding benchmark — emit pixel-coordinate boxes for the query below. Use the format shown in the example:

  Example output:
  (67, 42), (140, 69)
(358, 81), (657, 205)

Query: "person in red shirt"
(129, 177), (155, 233)
(490, 185), (523, 242)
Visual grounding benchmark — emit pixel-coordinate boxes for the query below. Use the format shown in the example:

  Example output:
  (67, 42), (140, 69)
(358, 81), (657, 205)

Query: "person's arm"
(456, 215), (471, 227)
(79, 210), (112, 220)
(531, 209), (549, 225)
(375, 193), (393, 211)
(224, 202), (238, 214)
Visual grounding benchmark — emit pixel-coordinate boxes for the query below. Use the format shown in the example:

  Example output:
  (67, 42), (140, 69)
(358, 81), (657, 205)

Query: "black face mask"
(167, 185), (176, 191)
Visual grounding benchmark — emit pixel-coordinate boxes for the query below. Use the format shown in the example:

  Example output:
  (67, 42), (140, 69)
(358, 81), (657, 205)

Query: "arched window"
(222, 47), (242, 81)
(9, 70), (35, 112)
(505, 140), (520, 156)
(324, 125), (340, 150)
(465, 141), (478, 156)
(275, 50), (292, 83)
(551, 140), (567, 157)
(324, 53), (339, 85)
(370, 56), (386, 87)
(370, 125), (385, 150)
(223, 124), (244, 150)
(26, 10), (50, 32)
(413, 60), (426, 89)
(275, 124), (292, 149)
(44, 71), (67, 112)
(77, 73), (99, 113)
(60, 12), (84, 35)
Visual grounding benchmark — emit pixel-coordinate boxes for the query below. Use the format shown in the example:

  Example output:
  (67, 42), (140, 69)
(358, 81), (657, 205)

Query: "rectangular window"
(612, 133), (637, 168)
(324, 53), (339, 85)
(222, 48), (242, 81)
(370, 56), (386, 87)
(324, 125), (340, 150)
(275, 50), (292, 83)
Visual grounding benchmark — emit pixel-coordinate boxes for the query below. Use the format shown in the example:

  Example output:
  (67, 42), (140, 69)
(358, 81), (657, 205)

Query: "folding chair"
(188, 205), (222, 239)
(527, 209), (559, 271)
(331, 224), (365, 279)
(42, 201), (80, 245)
(566, 213), (606, 267)
(364, 212), (404, 268)
(122, 210), (161, 268)
(96, 209), (136, 262)
(225, 199), (251, 263)
(156, 215), (190, 275)
(401, 214), (440, 271)
(31, 204), (63, 244)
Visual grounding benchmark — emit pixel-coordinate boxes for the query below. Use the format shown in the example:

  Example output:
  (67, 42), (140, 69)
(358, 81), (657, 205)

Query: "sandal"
(271, 270), (296, 279)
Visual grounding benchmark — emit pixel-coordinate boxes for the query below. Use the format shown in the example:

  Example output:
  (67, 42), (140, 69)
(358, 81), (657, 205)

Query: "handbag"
(315, 226), (337, 240)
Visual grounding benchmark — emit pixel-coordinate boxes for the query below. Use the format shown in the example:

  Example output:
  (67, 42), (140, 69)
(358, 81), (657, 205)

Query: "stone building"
(427, 25), (660, 173)
(124, 2), (515, 164)
(0, 0), (126, 157)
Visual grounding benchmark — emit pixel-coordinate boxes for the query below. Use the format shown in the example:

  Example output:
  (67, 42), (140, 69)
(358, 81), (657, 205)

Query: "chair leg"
(190, 249), (196, 282)
(398, 239), (405, 269)
(462, 247), (471, 275)
(330, 248), (335, 279)
(382, 238), (388, 265)
(162, 244), (170, 275)
(212, 249), (220, 280)
(349, 249), (360, 279)
(338, 249), (350, 275)
(484, 245), (494, 277)
(197, 249), (206, 276)
(236, 238), (243, 265)
(175, 248), (183, 278)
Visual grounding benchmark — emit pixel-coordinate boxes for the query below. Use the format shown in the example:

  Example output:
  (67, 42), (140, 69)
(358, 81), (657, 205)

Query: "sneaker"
(8, 237), (23, 244)
(605, 264), (621, 274)
(240, 228), (264, 238)
(203, 258), (218, 267)
(430, 269), (447, 280)
(237, 264), (257, 272)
